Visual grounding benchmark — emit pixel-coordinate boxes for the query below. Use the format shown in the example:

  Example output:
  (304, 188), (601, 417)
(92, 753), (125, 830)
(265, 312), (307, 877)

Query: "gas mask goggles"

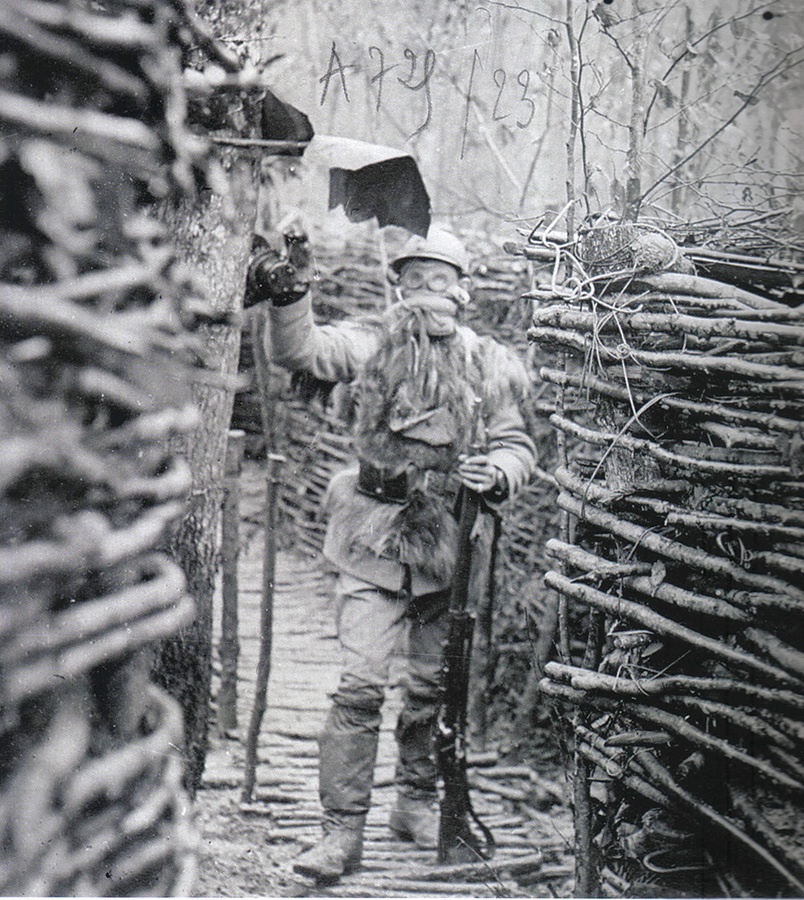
(398, 269), (456, 294)
(396, 270), (470, 310)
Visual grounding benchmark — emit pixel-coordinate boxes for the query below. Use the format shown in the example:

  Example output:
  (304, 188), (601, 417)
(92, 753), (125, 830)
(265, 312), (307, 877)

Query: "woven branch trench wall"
(0, 0), (223, 892)
(524, 224), (804, 896)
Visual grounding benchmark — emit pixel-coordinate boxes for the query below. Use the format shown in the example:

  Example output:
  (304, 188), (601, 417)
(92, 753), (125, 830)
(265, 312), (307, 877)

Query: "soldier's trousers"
(318, 572), (450, 831)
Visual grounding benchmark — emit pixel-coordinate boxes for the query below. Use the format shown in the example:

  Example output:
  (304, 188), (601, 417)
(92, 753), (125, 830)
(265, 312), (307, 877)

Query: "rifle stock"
(435, 487), (495, 864)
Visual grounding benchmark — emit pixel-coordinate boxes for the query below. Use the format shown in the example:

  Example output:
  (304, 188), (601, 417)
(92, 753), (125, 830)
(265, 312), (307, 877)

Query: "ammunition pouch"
(356, 459), (455, 505)
(357, 459), (409, 504)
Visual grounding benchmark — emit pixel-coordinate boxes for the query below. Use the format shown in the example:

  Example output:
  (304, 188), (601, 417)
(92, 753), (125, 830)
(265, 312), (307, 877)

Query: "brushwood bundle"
(521, 222), (804, 896)
(0, 0), (229, 892)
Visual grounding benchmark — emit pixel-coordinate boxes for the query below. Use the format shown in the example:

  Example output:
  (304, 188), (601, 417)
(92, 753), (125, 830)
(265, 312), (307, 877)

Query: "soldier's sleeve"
(484, 394), (538, 498)
(266, 292), (378, 383)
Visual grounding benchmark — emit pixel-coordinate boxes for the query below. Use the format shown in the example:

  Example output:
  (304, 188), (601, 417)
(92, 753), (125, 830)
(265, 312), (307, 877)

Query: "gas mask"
(395, 282), (470, 308)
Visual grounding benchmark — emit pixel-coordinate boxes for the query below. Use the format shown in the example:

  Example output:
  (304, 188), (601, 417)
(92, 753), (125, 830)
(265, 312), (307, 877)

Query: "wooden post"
(573, 610), (604, 897)
(242, 451), (285, 803)
(573, 738), (595, 896)
(474, 513), (501, 750)
(377, 227), (393, 308)
(217, 428), (244, 735)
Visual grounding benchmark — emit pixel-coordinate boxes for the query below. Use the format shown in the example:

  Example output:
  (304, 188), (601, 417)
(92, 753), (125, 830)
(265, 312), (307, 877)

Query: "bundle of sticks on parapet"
(519, 223), (804, 897)
(0, 0), (227, 893)
(508, 219), (804, 306)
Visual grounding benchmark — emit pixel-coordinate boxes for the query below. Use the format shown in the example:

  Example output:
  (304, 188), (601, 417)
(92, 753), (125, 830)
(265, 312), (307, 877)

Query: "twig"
(665, 510), (804, 541)
(396, 852), (545, 882)
(11, 0), (159, 50)
(556, 492), (804, 605)
(546, 539), (652, 578)
(531, 305), (804, 346)
(0, 88), (160, 151)
(544, 572), (801, 686)
(547, 537), (749, 622)
(0, 283), (146, 356)
(5, 598), (194, 704)
(556, 468), (804, 540)
(634, 750), (804, 895)
(743, 628), (804, 680)
(542, 680), (804, 793)
(470, 774), (528, 802)
(2, 8), (149, 101)
(554, 415), (789, 478)
(545, 662), (804, 712)
(209, 136), (310, 153)
(670, 695), (796, 754)
(532, 327), (804, 384)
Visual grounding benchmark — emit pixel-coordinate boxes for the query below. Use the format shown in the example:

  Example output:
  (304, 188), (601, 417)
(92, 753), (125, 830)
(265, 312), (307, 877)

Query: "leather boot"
(297, 685), (381, 883)
(389, 791), (439, 849)
(293, 825), (363, 883)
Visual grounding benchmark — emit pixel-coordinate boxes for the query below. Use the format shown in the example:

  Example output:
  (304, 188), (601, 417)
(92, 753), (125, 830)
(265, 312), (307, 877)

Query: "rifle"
(435, 484), (495, 864)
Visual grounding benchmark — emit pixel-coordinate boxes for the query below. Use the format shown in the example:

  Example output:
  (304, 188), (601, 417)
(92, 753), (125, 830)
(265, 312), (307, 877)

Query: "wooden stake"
(242, 451), (284, 803)
(217, 428), (244, 734)
(241, 308), (286, 802)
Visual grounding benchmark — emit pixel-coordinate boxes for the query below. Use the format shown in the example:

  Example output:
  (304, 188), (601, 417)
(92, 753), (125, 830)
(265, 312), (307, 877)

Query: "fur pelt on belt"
(324, 471), (458, 585)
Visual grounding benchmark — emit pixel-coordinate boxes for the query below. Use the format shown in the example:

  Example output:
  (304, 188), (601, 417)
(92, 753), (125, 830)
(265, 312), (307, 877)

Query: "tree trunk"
(564, 0), (581, 239)
(624, 1), (647, 221)
(669, 6), (694, 215)
(153, 157), (255, 795)
(146, 0), (274, 799)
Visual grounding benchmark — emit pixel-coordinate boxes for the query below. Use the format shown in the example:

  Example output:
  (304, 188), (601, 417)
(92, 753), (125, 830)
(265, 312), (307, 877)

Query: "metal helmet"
(390, 226), (470, 278)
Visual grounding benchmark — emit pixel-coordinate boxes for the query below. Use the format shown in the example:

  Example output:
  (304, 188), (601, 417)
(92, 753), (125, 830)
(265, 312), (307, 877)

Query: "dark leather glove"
(245, 249), (310, 309)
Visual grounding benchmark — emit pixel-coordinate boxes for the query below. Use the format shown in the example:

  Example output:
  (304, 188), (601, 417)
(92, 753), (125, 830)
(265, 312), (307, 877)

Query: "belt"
(357, 459), (455, 504)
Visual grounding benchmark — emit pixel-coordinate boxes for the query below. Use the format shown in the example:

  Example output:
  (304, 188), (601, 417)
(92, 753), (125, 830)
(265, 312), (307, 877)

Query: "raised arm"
(267, 292), (379, 384)
(246, 234), (379, 384)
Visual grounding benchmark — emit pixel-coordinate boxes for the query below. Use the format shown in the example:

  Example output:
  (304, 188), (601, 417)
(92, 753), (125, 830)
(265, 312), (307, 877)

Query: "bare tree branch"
(483, 0), (565, 25)
(565, 0), (581, 237)
(640, 47), (804, 205)
(643, 1), (779, 133)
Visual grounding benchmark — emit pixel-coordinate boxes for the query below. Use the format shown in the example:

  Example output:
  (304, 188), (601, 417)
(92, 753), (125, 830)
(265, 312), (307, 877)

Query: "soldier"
(250, 226), (537, 883)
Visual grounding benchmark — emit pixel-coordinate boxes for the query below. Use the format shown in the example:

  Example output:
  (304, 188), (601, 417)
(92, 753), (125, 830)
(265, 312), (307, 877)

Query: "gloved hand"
(245, 248), (310, 309)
